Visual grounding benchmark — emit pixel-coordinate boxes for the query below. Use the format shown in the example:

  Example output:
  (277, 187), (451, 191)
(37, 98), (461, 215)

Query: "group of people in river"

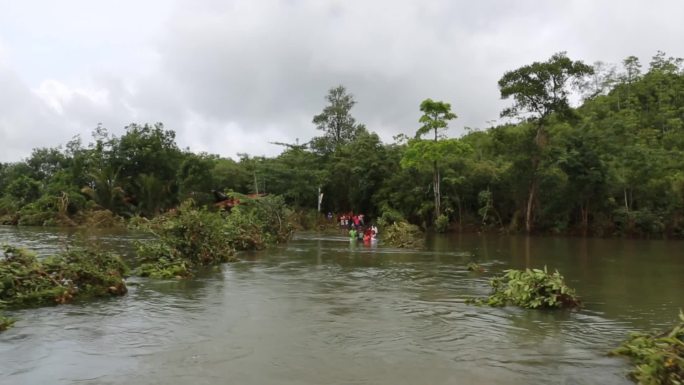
(349, 225), (378, 243)
(332, 212), (378, 243)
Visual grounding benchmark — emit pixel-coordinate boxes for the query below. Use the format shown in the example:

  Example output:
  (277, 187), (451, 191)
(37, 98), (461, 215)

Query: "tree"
(410, 99), (458, 220)
(498, 52), (593, 232)
(311, 85), (364, 153)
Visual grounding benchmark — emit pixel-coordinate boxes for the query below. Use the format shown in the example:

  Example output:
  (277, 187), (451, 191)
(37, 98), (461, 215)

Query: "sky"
(1, 0), (683, 162)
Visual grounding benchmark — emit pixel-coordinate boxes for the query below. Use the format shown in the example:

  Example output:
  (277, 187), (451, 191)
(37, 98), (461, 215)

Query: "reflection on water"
(0, 227), (683, 384)
(0, 226), (146, 258)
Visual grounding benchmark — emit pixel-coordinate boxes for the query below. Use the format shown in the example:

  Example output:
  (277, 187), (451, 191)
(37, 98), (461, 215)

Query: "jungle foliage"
(611, 311), (684, 385)
(1, 52), (684, 237)
(467, 267), (581, 309)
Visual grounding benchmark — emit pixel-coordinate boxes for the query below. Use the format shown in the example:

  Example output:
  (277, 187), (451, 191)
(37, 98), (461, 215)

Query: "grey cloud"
(0, 68), (67, 161)
(1, 0), (684, 162)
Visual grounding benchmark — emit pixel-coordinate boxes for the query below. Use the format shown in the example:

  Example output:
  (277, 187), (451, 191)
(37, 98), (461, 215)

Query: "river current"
(1, 227), (682, 384)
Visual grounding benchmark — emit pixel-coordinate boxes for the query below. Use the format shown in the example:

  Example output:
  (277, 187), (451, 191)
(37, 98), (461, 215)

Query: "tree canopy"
(2, 51), (684, 238)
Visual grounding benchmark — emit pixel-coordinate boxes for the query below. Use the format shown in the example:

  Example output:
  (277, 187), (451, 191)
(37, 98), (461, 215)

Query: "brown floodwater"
(0, 227), (682, 384)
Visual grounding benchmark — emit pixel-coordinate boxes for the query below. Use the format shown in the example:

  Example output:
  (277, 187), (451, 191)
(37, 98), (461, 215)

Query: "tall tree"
(408, 99), (458, 220)
(498, 52), (593, 232)
(311, 85), (363, 153)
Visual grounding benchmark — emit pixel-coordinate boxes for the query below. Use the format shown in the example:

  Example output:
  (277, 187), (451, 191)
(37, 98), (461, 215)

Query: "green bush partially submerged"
(136, 197), (295, 278)
(466, 262), (486, 273)
(611, 311), (684, 385)
(0, 244), (128, 332)
(467, 267), (580, 309)
(0, 313), (14, 331)
(382, 221), (425, 248)
(1, 245), (128, 308)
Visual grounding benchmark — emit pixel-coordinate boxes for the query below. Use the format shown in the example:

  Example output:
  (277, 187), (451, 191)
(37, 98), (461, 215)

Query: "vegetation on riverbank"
(1, 52), (684, 239)
(467, 267), (581, 309)
(611, 311), (684, 385)
(135, 196), (295, 278)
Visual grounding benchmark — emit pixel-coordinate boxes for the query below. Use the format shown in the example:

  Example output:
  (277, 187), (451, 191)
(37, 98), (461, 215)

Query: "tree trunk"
(624, 188), (629, 212)
(525, 180), (536, 233)
(580, 202), (589, 237)
(253, 171), (259, 195)
(317, 185), (322, 212)
(433, 128), (441, 220)
(525, 124), (546, 233)
(456, 196), (462, 231)
(433, 161), (441, 219)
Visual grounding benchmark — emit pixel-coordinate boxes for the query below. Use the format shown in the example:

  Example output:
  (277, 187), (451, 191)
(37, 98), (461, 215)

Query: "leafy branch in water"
(610, 311), (684, 385)
(466, 267), (580, 309)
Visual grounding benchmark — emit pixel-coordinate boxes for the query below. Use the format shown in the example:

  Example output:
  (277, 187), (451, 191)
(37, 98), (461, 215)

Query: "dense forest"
(1, 51), (683, 238)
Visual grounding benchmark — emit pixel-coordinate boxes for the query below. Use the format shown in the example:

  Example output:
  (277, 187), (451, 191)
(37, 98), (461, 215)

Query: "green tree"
(80, 165), (124, 212)
(311, 85), (364, 154)
(498, 52), (593, 232)
(410, 99), (458, 220)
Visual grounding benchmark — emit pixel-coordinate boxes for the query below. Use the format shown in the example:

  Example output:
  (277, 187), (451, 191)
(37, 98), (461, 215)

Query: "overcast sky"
(1, 0), (683, 162)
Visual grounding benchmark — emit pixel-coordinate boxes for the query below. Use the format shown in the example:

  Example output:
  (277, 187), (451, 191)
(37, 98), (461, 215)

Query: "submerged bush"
(435, 214), (450, 233)
(224, 195), (295, 250)
(77, 209), (125, 228)
(467, 267), (580, 309)
(377, 206), (405, 228)
(467, 262), (485, 273)
(135, 202), (236, 278)
(0, 245), (127, 309)
(135, 196), (295, 278)
(611, 311), (684, 385)
(382, 221), (425, 248)
(0, 313), (14, 331)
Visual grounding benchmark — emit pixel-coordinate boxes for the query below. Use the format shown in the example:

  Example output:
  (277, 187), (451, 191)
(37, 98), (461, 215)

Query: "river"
(1, 226), (682, 384)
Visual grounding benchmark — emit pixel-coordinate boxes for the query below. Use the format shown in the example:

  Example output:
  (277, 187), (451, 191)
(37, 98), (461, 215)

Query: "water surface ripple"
(1, 228), (683, 384)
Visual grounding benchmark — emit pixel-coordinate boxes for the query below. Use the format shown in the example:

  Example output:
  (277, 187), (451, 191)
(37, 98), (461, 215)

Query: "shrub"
(435, 214), (449, 233)
(135, 197), (294, 278)
(0, 313), (13, 331)
(0, 245), (128, 309)
(382, 221), (425, 248)
(611, 311), (683, 385)
(224, 195), (295, 249)
(467, 267), (580, 309)
(78, 209), (125, 228)
(0, 196), (19, 216)
(466, 262), (485, 273)
(135, 201), (237, 278)
(377, 206), (405, 228)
